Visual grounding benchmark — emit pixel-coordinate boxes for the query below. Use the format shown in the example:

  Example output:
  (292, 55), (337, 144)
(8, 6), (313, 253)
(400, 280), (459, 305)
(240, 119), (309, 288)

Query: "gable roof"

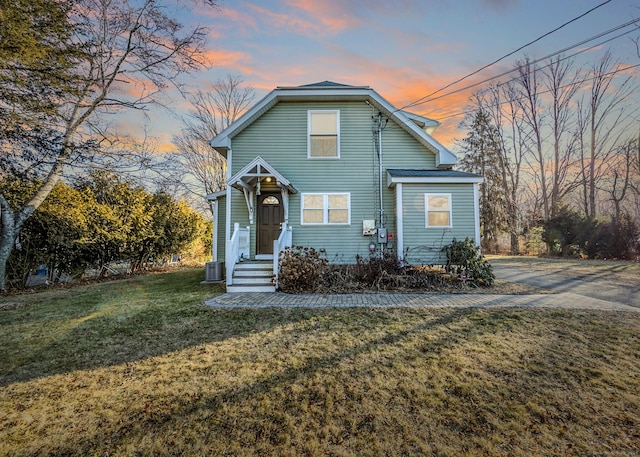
(300, 81), (353, 88)
(210, 81), (457, 169)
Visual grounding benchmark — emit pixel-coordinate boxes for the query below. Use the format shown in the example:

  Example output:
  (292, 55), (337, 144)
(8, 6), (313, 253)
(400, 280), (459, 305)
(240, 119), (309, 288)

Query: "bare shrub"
(277, 246), (328, 293)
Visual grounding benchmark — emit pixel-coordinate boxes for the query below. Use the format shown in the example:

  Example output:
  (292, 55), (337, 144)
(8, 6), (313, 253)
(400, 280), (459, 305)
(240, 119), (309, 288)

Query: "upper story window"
(308, 110), (340, 158)
(425, 194), (452, 228)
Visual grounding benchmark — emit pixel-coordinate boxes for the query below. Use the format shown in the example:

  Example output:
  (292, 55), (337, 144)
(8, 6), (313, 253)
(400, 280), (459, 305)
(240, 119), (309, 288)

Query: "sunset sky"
(143, 0), (640, 152)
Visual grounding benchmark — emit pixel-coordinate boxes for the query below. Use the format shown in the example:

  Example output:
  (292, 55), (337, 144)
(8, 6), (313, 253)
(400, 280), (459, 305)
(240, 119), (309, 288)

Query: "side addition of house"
(205, 81), (483, 292)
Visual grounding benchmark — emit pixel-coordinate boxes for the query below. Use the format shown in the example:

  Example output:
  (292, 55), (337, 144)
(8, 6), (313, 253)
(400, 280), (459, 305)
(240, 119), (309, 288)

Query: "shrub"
(278, 243), (497, 293)
(353, 253), (403, 286)
(542, 206), (597, 257)
(277, 246), (327, 293)
(443, 237), (495, 287)
(592, 214), (639, 260)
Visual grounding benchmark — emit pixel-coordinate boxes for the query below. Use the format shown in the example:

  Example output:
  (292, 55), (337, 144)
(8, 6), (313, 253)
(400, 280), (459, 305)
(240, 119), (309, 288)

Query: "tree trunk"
(0, 156), (66, 289)
(0, 196), (17, 291)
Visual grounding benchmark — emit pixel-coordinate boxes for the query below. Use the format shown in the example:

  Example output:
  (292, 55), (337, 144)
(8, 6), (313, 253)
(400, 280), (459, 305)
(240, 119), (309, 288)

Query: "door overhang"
(229, 156), (297, 224)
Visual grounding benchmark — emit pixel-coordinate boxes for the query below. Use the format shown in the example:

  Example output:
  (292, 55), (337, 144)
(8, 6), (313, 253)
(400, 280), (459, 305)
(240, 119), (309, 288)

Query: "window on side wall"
(302, 193), (350, 225)
(308, 110), (339, 158)
(425, 194), (452, 227)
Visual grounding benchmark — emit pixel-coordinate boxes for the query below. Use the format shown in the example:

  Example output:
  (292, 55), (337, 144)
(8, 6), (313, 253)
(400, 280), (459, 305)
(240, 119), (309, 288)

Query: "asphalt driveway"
(490, 257), (640, 309)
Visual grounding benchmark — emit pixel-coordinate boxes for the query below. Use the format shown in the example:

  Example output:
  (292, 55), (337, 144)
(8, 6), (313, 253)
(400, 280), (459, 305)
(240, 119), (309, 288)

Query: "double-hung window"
(425, 194), (452, 227)
(302, 193), (350, 225)
(308, 110), (339, 158)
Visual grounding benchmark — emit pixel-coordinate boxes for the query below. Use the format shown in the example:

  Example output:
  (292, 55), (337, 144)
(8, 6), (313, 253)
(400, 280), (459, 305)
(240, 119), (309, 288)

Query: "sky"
(142, 0), (640, 152)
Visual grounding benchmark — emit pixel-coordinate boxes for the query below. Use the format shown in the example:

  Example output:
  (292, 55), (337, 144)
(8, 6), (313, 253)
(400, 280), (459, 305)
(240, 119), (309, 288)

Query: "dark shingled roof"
(299, 81), (353, 88)
(387, 169), (482, 179)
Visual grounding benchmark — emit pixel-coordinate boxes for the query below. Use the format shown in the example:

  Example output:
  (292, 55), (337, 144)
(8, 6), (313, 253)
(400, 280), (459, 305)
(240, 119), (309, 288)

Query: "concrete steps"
(226, 260), (275, 293)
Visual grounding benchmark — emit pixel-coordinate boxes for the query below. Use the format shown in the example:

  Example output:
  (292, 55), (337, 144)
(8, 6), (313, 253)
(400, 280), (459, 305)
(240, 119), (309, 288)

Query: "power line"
(410, 17), (639, 110)
(431, 62), (640, 122)
(400, 0), (615, 111)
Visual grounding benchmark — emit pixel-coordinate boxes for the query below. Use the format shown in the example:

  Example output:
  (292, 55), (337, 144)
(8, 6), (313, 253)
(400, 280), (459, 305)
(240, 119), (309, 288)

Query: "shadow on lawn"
(491, 259), (640, 307)
(0, 269), (323, 385)
(38, 306), (489, 455)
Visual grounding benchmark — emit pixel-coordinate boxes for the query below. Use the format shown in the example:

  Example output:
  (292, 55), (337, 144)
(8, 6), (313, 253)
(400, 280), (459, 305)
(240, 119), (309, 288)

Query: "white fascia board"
(368, 96), (457, 168)
(387, 174), (484, 188)
(401, 111), (440, 128)
(205, 189), (227, 201)
(209, 90), (280, 149)
(210, 136), (231, 150)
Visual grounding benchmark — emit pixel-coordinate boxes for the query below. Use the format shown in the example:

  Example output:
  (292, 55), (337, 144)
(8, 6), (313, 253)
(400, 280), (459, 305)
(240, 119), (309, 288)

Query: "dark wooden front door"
(257, 193), (283, 255)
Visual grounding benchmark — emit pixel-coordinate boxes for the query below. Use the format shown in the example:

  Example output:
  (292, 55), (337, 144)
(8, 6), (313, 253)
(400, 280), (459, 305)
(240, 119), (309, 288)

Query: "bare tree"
(542, 55), (583, 218)
(172, 74), (255, 212)
(514, 57), (551, 221)
(579, 50), (636, 218)
(483, 81), (528, 254)
(607, 141), (634, 222)
(0, 0), (217, 290)
(211, 74), (256, 131)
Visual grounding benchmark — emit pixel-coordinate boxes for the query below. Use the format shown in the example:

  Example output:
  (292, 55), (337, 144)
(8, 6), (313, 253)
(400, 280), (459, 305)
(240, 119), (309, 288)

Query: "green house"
(207, 82), (482, 292)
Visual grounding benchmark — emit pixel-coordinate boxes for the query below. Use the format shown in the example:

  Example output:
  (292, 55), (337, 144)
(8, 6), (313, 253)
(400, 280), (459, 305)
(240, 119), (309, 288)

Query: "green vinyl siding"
(215, 197), (227, 261)
(228, 100), (443, 262)
(400, 183), (477, 265)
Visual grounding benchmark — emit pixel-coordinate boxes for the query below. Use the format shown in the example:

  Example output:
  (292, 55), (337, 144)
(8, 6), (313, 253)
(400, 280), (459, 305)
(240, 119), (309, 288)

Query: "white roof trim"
(205, 189), (226, 201)
(387, 175), (484, 188)
(229, 155), (297, 193)
(210, 84), (457, 168)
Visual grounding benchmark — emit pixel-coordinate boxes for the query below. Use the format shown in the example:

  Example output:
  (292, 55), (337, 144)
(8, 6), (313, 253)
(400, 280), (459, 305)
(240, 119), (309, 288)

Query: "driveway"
(490, 257), (640, 309)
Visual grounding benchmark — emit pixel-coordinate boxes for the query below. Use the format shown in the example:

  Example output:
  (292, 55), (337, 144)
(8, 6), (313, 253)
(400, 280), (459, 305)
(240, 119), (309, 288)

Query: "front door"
(257, 193), (283, 255)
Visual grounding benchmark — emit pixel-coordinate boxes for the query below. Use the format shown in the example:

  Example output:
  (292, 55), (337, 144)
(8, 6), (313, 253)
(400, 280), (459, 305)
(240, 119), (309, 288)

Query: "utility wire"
(431, 62), (640, 122)
(411, 17), (639, 110)
(400, 0), (615, 111)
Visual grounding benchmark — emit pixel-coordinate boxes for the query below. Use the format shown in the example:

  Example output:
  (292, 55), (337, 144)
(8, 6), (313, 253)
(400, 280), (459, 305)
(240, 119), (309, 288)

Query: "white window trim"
(307, 110), (340, 159)
(424, 193), (452, 228)
(301, 192), (351, 225)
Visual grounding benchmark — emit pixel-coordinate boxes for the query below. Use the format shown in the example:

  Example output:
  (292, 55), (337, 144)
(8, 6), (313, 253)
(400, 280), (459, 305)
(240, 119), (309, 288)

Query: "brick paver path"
(205, 291), (640, 311)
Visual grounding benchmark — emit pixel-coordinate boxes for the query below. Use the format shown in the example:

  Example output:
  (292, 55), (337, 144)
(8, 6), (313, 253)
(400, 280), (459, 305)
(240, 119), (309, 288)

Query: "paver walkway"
(205, 291), (640, 311)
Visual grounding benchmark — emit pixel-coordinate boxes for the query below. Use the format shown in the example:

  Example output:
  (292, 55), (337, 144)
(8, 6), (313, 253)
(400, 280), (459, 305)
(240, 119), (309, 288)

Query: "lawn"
(1, 267), (639, 456)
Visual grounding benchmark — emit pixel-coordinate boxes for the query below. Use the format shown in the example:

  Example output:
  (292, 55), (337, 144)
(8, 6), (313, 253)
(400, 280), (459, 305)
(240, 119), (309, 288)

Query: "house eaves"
(387, 169), (484, 187)
(210, 82), (457, 168)
(205, 189), (226, 201)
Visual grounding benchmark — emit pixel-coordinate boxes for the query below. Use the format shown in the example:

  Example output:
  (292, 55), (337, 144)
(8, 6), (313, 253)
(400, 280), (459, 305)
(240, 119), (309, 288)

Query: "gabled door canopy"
(229, 156), (297, 194)
(229, 156), (296, 225)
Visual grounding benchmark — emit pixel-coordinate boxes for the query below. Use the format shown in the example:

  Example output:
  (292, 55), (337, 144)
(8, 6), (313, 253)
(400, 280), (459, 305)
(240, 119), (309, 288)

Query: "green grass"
(1, 267), (639, 456)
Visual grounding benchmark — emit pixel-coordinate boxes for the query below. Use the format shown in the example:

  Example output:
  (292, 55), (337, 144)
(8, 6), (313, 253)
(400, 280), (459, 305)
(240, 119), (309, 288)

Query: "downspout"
(210, 199), (218, 262)
(378, 112), (384, 235)
(225, 148), (233, 284)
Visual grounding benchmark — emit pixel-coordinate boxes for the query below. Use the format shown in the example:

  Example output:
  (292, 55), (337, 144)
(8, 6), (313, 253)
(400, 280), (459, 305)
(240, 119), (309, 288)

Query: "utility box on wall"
(363, 220), (376, 236)
(377, 227), (387, 243)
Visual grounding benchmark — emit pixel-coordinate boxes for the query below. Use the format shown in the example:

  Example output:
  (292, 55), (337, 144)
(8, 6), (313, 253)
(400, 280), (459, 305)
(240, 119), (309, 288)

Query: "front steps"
(226, 260), (275, 293)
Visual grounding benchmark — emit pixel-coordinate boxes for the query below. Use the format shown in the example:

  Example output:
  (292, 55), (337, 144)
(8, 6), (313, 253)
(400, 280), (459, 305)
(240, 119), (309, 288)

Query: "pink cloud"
(202, 49), (256, 75)
(282, 0), (360, 33)
(273, 43), (483, 146)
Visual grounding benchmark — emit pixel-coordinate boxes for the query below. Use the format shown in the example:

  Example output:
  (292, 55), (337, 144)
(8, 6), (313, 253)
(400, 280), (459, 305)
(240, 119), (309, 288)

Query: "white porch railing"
(226, 223), (250, 286)
(273, 222), (293, 288)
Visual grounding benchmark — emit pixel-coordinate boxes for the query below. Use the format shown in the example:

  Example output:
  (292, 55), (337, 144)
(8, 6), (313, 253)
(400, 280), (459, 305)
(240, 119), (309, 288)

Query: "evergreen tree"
(458, 109), (507, 253)
(0, 0), (217, 289)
